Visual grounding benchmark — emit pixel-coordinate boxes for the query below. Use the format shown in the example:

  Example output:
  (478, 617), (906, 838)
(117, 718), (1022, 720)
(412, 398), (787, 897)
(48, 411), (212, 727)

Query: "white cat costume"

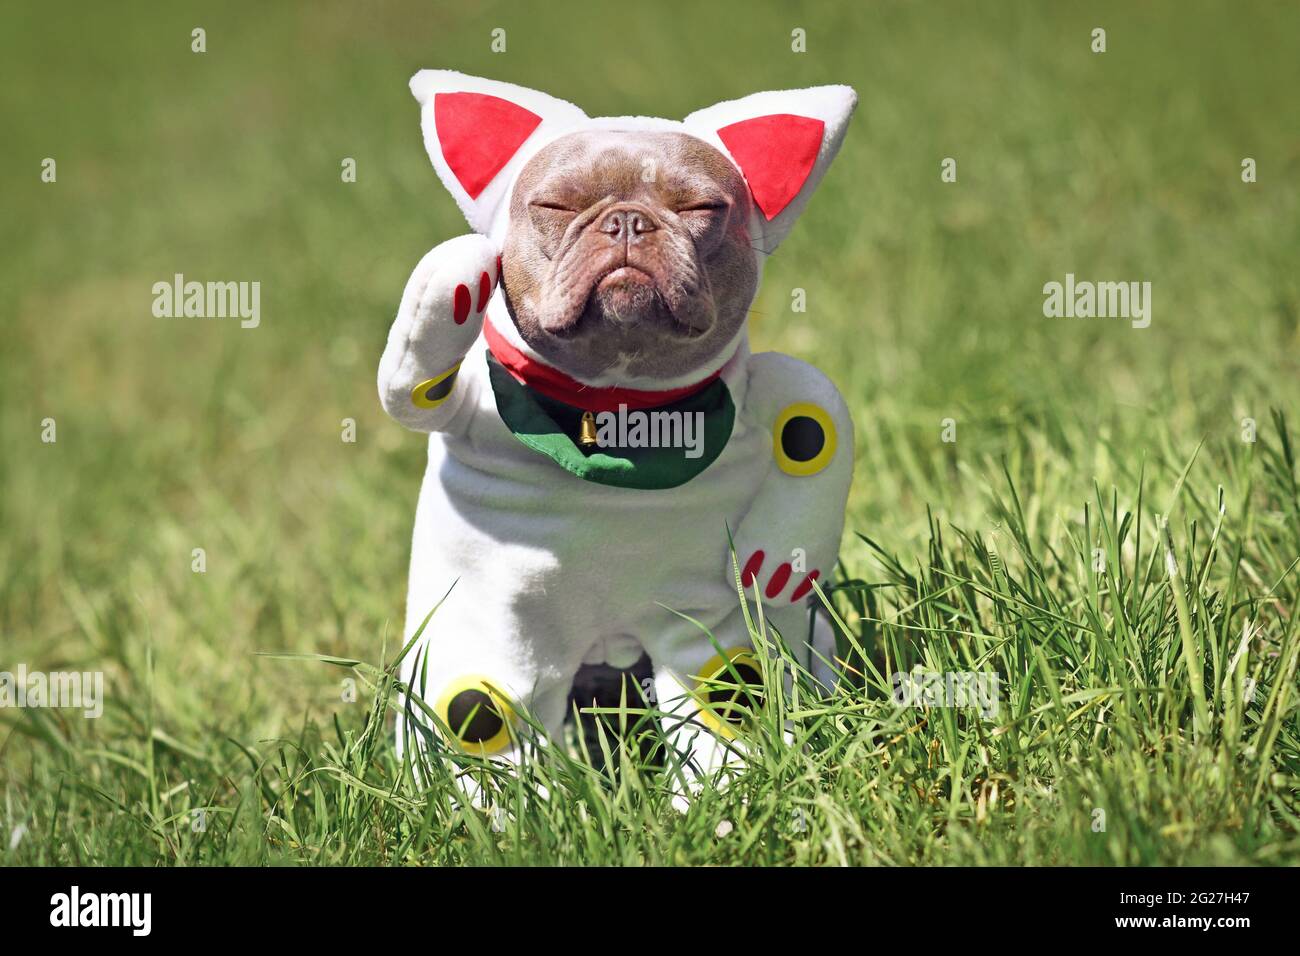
(379, 71), (856, 768)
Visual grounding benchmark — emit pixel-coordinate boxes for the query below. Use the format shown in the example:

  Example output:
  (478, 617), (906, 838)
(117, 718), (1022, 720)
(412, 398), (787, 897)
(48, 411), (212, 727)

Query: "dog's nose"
(598, 206), (657, 241)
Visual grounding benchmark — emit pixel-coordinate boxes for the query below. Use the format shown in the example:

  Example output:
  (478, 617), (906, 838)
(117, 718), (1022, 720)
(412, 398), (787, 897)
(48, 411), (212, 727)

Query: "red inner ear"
(716, 114), (825, 221)
(434, 92), (542, 200)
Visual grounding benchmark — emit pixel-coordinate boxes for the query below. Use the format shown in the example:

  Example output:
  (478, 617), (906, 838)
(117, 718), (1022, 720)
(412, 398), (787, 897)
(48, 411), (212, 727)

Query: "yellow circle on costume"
(435, 676), (515, 755)
(688, 647), (765, 739)
(772, 402), (836, 476)
(410, 362), (462, 409)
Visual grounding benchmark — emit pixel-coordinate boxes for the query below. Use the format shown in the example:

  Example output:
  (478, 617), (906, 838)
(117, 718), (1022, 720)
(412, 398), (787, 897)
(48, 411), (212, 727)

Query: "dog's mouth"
(596, 265), (655, 293)
(545, 264), (708, 340)
(529, 217), (718, 343)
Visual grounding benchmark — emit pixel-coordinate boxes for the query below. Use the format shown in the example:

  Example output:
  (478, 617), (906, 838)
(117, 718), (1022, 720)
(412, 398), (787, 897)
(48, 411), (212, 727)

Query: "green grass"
(2, 0), (1298, 865)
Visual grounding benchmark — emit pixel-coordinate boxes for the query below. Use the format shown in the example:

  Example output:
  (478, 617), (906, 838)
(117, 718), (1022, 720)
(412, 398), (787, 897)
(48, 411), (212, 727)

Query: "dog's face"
(501, 131), (758, 382)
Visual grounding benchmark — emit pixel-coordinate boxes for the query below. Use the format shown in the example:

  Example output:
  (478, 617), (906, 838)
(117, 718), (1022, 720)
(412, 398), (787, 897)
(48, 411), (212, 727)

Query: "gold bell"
(578, 411), (599, 447)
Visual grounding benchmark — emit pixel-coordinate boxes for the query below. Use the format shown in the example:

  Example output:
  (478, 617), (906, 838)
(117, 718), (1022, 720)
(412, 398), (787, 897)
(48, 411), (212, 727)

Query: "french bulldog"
(378, 71), (856, 775)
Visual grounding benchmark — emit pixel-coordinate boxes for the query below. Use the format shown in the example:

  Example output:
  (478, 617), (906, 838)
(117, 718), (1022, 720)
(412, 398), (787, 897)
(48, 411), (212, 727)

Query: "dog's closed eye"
(677, 200), (726, 213)
(529, 201), (579, 257)
(675, 198), (731, 252)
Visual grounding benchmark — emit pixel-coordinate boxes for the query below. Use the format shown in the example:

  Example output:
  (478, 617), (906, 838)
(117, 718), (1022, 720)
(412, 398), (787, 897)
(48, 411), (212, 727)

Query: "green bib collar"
(486, 352), (735, 490)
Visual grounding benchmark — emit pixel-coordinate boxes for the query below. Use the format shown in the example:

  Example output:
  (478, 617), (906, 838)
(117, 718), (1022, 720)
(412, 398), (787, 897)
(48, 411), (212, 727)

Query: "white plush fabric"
(384, 72), (857, 768)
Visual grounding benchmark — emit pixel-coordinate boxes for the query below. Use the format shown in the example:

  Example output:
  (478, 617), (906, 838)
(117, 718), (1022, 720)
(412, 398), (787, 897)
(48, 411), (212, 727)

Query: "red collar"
(483, 318), (720, 413)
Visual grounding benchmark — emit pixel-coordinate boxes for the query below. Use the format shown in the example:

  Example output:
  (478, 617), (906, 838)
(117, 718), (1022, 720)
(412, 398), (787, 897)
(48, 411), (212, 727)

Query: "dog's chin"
(591, 268), (670, 325)
(518, 290), (729, 383)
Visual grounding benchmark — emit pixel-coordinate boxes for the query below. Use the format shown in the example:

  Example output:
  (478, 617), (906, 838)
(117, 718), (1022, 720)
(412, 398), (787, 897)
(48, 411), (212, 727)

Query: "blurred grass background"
(1, 0), (1298, 864)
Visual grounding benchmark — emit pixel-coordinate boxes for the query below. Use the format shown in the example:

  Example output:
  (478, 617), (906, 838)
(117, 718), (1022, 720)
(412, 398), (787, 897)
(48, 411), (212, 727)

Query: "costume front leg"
(728, 352), (854, 613)
(396, 572), (586, 764)
(377, 234), (500, 433)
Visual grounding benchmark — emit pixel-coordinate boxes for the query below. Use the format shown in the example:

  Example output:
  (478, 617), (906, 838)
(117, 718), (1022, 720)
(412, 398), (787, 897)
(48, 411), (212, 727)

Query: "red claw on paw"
(741, 550), (765, 588)
(495, 255), (503, 285)
(765, 562), (793, 599)
(476, 271), (491, 312)
(453, 284), (472, 325)
(790, 570), (820, 602)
